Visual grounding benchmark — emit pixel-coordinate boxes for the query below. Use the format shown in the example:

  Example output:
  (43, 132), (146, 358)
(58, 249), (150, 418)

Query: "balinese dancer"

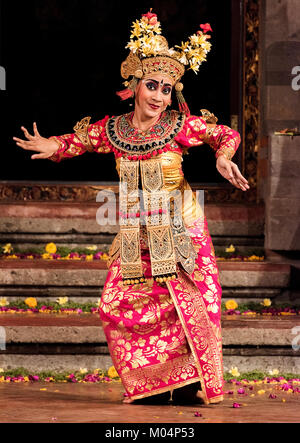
(14, 11), (250, 405)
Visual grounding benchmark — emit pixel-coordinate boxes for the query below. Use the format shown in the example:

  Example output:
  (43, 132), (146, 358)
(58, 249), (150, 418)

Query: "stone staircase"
(0, 201), (285, 306)
(0, 314), (299, 374)
(0, 201), (299, 374)
(0, 259), (291, 305)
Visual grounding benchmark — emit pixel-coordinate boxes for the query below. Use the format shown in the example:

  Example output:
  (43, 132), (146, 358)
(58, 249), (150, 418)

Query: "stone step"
(0, 260), (291, 304)
(0, 315), (299, 374)
(0, 287), (283, 305)
(0, 234), (264, 254)
(0, 202), (265, 237)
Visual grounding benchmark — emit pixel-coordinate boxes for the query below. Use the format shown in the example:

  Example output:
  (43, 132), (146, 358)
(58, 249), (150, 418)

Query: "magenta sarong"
(99, 216), (224, 404)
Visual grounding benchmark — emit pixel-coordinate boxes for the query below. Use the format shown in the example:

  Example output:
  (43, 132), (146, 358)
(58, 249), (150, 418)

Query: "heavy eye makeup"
(145, 80), (172, 95)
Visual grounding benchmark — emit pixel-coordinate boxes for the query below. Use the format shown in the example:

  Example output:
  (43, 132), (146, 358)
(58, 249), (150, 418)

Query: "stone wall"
(258, 0), (300, 202)
(259, 0), (300, 255)
(261, 0), (300, 135)
(265, 135), (300, 251)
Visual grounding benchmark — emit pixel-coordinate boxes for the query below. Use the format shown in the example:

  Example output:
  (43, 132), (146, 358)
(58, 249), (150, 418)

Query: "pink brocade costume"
(49, 111), (241, 404)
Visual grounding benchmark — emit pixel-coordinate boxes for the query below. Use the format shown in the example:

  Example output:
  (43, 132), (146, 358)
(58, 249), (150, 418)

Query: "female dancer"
(13, 11), (249, 405)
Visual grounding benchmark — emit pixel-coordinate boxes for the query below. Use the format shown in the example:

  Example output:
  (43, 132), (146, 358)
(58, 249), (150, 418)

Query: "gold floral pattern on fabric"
(174, 115), (241, 162)
(99, 256), (203, 399)
(48, 117), (111, 163)
(73, 117), (94, 152)
(167, 270), (224, 404)
(200, 124), (238, 161)
(100, 215), (223, 403)
(121, 354), (201, 397)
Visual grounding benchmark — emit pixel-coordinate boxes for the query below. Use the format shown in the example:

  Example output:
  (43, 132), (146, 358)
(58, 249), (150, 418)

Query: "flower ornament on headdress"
(117, 10), (213, 116)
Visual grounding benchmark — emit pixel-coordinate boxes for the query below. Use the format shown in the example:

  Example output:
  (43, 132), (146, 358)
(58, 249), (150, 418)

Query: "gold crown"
(122, 11), (212, 82)
(121, 50), (185, 86)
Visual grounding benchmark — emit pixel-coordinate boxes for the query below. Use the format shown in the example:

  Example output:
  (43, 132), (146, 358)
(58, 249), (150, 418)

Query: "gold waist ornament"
(118, 156), (197, 285)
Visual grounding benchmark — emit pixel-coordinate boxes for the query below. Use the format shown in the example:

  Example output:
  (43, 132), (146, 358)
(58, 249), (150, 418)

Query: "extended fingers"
(33, 122), (41, 138)
(21, 126), (35, 141)
(31, 153), (50, 160)
(229, 172), (248, 190)
(232, 171), (250, 190)
(231, 164), (249, 185)
(226, 164), (250, 191)
(228, 175), (241, 189)
(13, 137), (38, 151)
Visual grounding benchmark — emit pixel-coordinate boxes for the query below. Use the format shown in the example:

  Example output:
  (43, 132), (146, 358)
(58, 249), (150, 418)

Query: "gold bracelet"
(216, 149), (234, 161)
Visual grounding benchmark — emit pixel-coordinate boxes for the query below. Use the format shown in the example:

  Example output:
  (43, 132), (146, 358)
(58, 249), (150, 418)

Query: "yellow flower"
(107, 366), (119, 379)
(101, 253), (109, 262)
(225, 300), (238, 311)
(45, 243), (57, 254)
(85, 255), (94, 261)
(262, 299), (272, 307)
(226, 244), (236, 253)
(131, 21), (142, 38)
(0, 298), (9, 307)
(229, 367), (240, 378)
(56, 297), (69, 306)
(257, 390), (265, 395)
(86, 246), (97, 252)
(189, 63), (201, 74)
(25, 298), (38, 309)
(127, 40), (142, 54)
(3, 244), (13, 254)
(80, 368), (88, 375)
(0, 368), (4, 373)
(42, 253), (51, 260)
(269, 369), (279, 376)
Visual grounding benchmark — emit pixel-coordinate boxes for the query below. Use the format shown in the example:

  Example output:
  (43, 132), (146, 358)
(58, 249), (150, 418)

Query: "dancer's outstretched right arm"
(13, 116), (111, 162)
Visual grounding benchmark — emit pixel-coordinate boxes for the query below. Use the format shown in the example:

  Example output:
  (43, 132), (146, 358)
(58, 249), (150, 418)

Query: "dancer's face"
(134, 74), (173, 120)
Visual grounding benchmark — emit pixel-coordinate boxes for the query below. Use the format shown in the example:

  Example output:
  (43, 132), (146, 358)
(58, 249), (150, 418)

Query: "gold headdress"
(117, 10), (213, 115)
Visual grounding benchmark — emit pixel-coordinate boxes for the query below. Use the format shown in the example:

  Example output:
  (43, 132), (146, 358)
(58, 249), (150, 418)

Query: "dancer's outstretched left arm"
(175, 112), (250, 192)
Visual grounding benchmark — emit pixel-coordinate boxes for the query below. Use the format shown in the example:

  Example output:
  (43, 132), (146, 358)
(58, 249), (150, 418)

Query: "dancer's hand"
(216, 155), (250, 191)
(13, 123), (59, 160)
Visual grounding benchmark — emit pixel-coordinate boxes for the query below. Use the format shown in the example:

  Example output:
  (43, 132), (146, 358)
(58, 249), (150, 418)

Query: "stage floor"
(0, 381), (299, 423)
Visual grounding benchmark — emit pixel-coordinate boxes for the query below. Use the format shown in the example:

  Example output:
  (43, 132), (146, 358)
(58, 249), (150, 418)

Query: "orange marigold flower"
(225, 300), (238, 311)
(25, 298), (38, 309)
(45, 243), (57, 254)
(107, 366), (119, 379)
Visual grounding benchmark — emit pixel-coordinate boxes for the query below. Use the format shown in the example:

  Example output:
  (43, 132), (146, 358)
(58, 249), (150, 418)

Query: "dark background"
(0, 0), (241, 184)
